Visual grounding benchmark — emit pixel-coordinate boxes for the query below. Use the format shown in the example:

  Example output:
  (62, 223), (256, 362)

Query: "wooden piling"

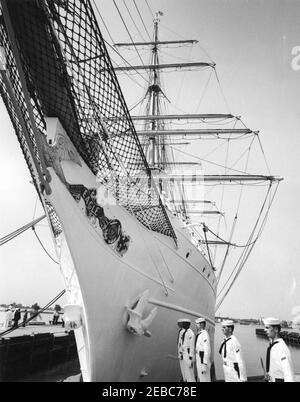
(0, 330), (79, 381)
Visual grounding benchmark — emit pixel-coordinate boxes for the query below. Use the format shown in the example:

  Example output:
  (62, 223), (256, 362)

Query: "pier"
(0, 325), (79, 381)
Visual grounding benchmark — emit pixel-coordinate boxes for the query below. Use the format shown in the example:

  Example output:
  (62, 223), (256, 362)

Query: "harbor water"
(214, 324), (300, 380)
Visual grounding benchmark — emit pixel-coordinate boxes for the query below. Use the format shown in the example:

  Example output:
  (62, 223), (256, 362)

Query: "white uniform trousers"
(195, 330), (211, 382)
(196, 359), (211, 382)
(181, 357), (196, 382)
(223, 361), (240, 382)
(179, 359), (185, 381)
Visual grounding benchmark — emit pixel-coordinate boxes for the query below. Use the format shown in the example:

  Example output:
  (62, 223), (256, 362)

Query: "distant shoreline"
(0, 308), (63, 315)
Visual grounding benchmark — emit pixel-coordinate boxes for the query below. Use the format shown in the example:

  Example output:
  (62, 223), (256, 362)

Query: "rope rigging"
(216, 215), (237, 284)
(202, 224), (215, 271)
(32, 226), (59, 265)
(216, 182), (280, 309)
(213, 134), (254, 268)
(92, 1), (154, 90)
(92, 0), (115, 44)
(170, 145), (257, 176)
(0, 214), (59, 265)
(213, 67), (231, 114)
(213, 138), (274, 298)
(112, 0), (147, 71)
(133, 0), (152, 41)
(144, 0), (155, 19)
(213, 137), (253, 277)
(93, 18), (150, 89)
(203, 223), (268, 249)
(195, 68), (213, 113)
(0, 215), (46, 247)
(122, 0), (146, 42)
(213, 136), (231, 264)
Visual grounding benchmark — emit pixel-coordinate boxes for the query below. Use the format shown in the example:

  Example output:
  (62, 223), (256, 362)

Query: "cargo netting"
(0, 0), (176, 242)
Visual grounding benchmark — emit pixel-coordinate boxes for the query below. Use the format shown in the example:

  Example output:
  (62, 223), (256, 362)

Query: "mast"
(130, 114), (235, 121)
(151, 13), (159, 166)
(114, 40), (199, 46)
(136, 128), (255, 137)
(113, 62), (214, 71)
(114, 12), (212, 171)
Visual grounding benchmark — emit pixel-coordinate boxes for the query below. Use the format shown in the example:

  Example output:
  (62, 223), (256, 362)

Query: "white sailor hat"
(177, 318), (191, 323)
(221, 320), (234, 327)
(263, 317), (281, 326)
(195, 317), (206, 324)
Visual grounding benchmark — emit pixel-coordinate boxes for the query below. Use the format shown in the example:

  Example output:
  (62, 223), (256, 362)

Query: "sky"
(0, 0), (300, 320)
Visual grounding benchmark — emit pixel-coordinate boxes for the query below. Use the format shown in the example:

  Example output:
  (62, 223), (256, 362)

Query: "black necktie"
(266, 341), (279, 372)
(219, 337), (231, 358)
(181, 329), (188, 345)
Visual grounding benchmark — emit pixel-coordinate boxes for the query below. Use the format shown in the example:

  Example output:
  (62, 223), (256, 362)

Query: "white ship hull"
(46, 155), (216, 382)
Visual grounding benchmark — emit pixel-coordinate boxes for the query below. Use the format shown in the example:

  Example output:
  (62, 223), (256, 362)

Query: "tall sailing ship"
(0, 0), (281, 381)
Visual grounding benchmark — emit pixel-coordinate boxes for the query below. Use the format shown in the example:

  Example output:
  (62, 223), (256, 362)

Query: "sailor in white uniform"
(177, 318), (195, 382)
(195, 317), (211, 382)
(263, 317), (295, 382)
(177, 318), (185, 381)
(219, 320), (247, 382)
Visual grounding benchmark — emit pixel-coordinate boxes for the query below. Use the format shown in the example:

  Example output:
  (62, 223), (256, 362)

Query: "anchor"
(126, 290), (157, 337)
